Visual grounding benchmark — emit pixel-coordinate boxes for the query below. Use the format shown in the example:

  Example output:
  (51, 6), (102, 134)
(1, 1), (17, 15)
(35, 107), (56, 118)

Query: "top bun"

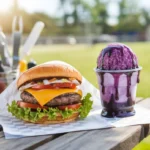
(17, 60), (82, 88)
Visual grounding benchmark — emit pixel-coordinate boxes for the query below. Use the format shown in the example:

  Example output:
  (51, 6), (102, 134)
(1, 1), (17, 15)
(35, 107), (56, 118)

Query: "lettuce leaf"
(79, 93), (93, 119)
(7, 93), (93, 122)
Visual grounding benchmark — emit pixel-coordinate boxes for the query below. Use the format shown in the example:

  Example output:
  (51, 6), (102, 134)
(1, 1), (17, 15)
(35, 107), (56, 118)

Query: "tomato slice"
(52, 83), (76, 89)
(58, 103), (81, 110)
(31, 84), (53, 90)
(17, 101), (48, 110)
(31, 83), (76, 90)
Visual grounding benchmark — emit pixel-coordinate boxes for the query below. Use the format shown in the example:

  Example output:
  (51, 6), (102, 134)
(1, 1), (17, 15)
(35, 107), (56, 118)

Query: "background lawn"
(25, 42), (150, 98)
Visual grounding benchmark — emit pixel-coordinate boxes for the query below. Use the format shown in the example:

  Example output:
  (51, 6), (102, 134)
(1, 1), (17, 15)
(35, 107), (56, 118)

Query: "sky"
(19, 0), (60, 16)
(0, 0), (60, 16)
(0, 0), (150, 24)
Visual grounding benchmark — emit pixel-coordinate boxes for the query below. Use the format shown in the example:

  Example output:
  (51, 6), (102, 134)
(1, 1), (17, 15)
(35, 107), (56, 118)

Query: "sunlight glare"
(0, 0), (13, 12)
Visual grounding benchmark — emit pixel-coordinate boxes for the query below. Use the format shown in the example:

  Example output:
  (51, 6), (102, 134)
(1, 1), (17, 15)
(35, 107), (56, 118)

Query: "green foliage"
(133, 135), (150, 150)
(76, 0), (109, 33)
(117, 14), (143, 32)
(7, 93), (93, 122)
(0, 9), (59, 35)
(141, 9), (150, 28)
(57, 0), (144, 34)
(117, 0), (143, 32)
(0, 0), (147, 35)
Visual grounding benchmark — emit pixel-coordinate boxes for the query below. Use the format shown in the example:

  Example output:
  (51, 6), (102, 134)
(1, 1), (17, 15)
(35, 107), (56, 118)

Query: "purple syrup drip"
(127, 97), (134, 106)
(100, 70), (140, 118)
(100, 73), (105, 94)
(102, 93), (135, 117)
(120, 47), (124, 57)
(100, 71), (139, 101)
(115, 88), (119, 100)
(100, 45), (123, 70)
(112, 74), (121, 100)
(137, 71), (140, 83)
(103, 94), (115, 112)
(126, 72), (133, 97)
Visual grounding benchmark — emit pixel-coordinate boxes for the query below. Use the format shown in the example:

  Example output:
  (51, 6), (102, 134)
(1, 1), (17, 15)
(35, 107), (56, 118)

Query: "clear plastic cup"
(95, 67), (142, 118)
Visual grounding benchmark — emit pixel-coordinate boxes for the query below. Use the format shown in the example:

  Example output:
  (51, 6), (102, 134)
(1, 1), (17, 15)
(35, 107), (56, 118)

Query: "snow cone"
(95, 43), (142, 117)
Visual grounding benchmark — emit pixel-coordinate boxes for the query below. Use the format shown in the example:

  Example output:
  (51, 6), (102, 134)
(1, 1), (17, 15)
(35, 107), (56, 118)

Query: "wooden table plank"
(136, 98), (150, 137)
(0, 132), (4, 138)
(136, 98), (150, 109)
(0, 134), (62, 150)
(34, 97), (145, 150)
(35, 126), (143, 150)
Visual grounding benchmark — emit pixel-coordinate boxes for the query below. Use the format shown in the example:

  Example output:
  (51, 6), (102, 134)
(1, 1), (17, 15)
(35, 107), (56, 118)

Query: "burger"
(8, 61), (93, 124)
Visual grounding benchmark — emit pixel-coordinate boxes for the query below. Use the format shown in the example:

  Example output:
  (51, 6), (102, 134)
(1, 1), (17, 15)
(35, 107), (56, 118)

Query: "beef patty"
(21, 91), (81, 107)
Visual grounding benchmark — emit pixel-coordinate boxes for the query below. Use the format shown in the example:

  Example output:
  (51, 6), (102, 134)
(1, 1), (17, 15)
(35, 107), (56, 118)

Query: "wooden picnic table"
(0, 97), (150, 150)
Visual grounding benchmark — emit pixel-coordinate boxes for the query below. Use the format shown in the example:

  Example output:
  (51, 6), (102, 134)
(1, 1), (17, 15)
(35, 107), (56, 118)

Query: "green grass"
(25, 42), (150, 98)
(133, 135), (150, 150)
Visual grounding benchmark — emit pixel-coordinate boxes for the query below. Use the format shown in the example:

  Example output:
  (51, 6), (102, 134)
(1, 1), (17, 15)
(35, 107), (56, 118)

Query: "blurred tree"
(117, 0), (142, 32)
(141, 9), (150, 28)
(0, 0), (147, 36)
(90, 0), (108, 33)
(58, 0), (109, 34)
(0, 11), (59, 35)
(59, 0), (84, 26)
(71, 0), (80, 25)
(78, 0), (109, 34)
(59, 0), (68, 26)
(58, 0), (88, 35)
(118, 0), (127, 21)
(0, 0), (59, 35)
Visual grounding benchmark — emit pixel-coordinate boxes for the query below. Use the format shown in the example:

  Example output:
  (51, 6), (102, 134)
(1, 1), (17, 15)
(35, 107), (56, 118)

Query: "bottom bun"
(24, 112), (79, 124)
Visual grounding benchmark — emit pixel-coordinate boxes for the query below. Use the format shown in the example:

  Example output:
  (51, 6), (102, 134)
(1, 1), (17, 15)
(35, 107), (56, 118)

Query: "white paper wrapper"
(0, 77), (150, 139)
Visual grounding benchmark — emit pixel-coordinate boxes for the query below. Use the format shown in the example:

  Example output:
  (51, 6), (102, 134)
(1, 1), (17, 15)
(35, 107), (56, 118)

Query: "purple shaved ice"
(97, 43), (138, 70)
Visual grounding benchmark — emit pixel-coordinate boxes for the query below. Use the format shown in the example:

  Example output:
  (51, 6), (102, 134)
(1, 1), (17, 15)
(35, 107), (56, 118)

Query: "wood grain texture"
(0, 134), (62, 150)
(136, 98), (150, 137)
(136, 98), (150, 109)
(35, 126), (143, 150)
(34, 97), (146, 150)
(0, 132), (4, 138)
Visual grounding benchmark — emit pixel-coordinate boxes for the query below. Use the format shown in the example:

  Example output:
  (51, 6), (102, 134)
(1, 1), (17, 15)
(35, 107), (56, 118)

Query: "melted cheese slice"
(25, 88), (82, 106)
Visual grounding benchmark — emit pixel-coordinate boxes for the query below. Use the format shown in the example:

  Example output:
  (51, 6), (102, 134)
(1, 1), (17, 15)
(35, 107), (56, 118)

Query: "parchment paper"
(0, 77), (149, 139)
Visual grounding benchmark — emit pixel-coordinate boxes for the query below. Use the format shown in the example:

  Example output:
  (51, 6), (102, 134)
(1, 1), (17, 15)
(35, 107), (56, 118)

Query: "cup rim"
(94, 66), (142, 73)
